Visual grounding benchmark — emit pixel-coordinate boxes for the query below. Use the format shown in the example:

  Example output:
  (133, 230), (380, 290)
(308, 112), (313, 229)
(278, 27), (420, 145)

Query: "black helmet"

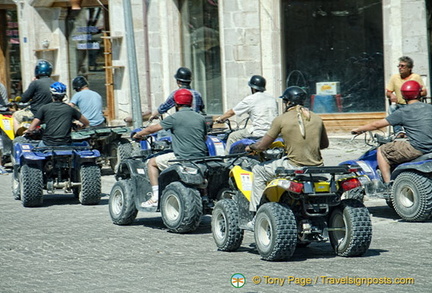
(72, 76), (89, 91)
(174, 67), (192, 83)
(248, 75), (266, 91)
(35, 59), (53, 77)
(280, 86), (307, 106)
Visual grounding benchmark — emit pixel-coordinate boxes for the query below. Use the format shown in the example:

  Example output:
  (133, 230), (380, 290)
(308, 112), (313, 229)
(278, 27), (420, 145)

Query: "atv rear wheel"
(109, 179), (138, 225)
(392, 171), (432, 221)
(328, 199), (372, 257)
(160, 182), (202, 233)
(254, 203), (297, 261)
(20, 164), (43, 207)
(78, 164), (101, 205)
(211, 199), (244, 251)
(109, 138), (133, 172)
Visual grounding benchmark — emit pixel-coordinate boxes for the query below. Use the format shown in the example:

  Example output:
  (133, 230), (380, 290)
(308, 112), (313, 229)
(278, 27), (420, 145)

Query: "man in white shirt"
(216, 75), (278, 154)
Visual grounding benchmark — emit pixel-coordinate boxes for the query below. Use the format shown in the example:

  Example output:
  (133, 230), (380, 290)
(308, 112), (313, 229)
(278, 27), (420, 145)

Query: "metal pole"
(123, 0), (142, 128)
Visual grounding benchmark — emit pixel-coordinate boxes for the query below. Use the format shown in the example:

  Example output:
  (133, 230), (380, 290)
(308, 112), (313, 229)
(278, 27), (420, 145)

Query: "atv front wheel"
(20, 164), (43, 207)
(109, 138), (133, 172)
(392, 171), (432, 221)
(328, 199), (372, 257)
(211, 199), (244, 251)
(254, 203), (297, 261)
(109, 180), (138, 225)
(78, 164), (101, 205)
(160, 182), (202, 233)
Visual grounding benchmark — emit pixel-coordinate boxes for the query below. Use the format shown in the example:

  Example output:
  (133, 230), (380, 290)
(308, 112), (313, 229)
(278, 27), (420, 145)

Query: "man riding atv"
(244, 86), (329, 230)
(13, 59), (56, 134)
(351, 80), (432, 189)
(215, 75), (278, 154)
(133, 88), (208, 208)
(70, 76), (106, 128)
(25, 82), (89, 146)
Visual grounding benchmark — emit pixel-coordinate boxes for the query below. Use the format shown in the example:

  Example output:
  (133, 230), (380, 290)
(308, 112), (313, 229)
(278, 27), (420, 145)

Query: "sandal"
(141, 198), (158, 208)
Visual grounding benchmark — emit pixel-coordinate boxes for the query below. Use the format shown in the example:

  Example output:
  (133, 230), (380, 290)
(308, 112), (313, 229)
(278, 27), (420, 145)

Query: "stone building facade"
(0, 0), (430, 132)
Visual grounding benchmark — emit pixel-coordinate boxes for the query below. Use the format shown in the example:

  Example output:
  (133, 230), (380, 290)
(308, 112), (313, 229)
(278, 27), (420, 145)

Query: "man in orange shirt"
(386, 56), (427, 134)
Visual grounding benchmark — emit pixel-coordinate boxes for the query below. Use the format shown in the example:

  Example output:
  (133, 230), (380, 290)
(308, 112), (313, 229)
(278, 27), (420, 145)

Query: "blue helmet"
(35, 59), (53, 77)
(50, 82), (67, 97)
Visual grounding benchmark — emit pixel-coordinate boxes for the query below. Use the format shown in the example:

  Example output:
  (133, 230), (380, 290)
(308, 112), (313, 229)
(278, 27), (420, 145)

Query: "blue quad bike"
(209, 118), (285, 159)
(108, 135), (246, 233)
(340, 131), (432, 221)
(12, 137), (102, 207)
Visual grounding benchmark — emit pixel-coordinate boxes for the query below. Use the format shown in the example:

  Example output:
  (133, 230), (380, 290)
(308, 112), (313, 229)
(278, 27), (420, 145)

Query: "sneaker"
(244, 215), (256, 232)
(0, 166), (8, 175)
(141, 198), (158, 208)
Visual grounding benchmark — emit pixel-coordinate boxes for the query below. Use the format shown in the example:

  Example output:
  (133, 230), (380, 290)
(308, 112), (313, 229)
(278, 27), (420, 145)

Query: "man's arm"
(320, 125), (330, 149)
(351, 119), (390, 134)
(26, 118), (41, 132)
(78, 115), (90, 128)
(216, 109), (235, 122)
(245, 134), (275, 152)
(20, 81), (37, 103)
(386, 90), (397, 103)
(133, 124), (164, 139)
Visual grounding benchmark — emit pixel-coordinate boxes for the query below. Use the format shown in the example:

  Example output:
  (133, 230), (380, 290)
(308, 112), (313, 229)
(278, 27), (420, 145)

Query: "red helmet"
(401, 80), (422, 100)
(173, 89), (193, 105)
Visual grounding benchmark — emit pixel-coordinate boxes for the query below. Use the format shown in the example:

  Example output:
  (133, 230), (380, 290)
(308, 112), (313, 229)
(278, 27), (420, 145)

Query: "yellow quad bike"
(211, 161), (372, 261)
(0, 100), (33, 165)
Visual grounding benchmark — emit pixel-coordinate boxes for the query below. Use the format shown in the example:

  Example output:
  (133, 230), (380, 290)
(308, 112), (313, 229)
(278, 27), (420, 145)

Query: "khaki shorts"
(13, 108), (34, 123)
(380, 140), (423, 165)
(155, 152), (177, 171)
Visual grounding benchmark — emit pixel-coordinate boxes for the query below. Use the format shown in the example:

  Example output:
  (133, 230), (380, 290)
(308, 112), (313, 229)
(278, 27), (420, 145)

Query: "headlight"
(181, 166), (199, 175)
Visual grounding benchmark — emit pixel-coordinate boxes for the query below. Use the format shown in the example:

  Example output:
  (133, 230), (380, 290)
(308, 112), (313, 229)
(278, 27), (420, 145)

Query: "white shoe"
(141, 199), (158, 208)
(244, 215), (256, 231)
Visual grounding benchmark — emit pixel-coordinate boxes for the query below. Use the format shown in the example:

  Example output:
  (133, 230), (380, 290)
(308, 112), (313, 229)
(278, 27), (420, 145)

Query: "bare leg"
(148, 157), (159, 186)
(377, 146), (391, 183)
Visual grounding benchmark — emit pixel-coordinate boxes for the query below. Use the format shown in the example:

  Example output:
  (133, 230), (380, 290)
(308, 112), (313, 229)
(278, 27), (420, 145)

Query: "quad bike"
(209, 117), (285, 158)
(72, 126), (132, 172)
(340, 131), (432, 222)
(108, 135), (244, 233)
(12, 135), (101, 207)
(211, 157), (372, 261)
(0, 101), (34, 165)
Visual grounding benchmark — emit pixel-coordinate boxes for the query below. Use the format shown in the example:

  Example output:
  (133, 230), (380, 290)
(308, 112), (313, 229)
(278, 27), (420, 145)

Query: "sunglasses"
(397, 64), (408, 68)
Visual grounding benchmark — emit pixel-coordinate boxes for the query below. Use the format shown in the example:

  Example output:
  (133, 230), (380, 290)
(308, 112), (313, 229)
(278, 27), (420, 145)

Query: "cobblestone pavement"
(0, 137), (431, 293)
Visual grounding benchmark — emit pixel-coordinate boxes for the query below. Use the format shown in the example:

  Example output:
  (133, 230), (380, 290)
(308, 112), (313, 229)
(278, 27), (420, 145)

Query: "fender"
(340, 159), (380, 181)
(159, 163), (206, 191)
(230, 165), (253, 201)
(116, 158), (152, 206)
(206, 135), (225, 156)
(392, 159), (432, 179)
(262, 179), (286, 203)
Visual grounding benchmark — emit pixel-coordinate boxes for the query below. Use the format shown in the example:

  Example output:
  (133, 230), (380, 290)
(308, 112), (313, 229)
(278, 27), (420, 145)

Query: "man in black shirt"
(13, 59), (56, 133)
(26, 82), (89, 146)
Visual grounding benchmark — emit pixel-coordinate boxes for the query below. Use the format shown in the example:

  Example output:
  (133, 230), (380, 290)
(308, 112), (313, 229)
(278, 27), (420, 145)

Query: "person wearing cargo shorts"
(352, 80), (432, 185)
(133, 89), (207, 208)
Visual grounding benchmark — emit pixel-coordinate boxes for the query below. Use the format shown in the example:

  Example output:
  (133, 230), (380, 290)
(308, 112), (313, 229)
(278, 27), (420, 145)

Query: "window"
(282, 0), (384, 113)
(67, 7), (107, 107)
(180, 0), (222, 114)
